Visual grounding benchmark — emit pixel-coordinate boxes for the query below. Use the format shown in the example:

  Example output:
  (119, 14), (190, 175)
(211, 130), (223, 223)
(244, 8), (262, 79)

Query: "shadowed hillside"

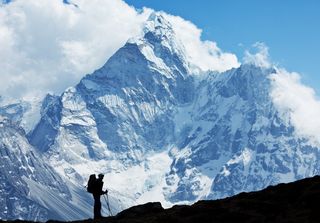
(2, 175), (320, 223)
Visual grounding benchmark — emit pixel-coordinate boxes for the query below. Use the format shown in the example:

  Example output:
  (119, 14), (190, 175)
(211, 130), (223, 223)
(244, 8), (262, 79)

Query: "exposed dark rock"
(116, 202), (164, 219)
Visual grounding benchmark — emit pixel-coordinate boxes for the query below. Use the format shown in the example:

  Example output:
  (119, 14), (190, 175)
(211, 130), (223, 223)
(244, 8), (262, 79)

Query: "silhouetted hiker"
(87, 173), (108, 219)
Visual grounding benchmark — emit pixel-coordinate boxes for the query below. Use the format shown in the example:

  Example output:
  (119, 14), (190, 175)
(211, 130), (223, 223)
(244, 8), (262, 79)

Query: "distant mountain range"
(1, 12), (320, 221)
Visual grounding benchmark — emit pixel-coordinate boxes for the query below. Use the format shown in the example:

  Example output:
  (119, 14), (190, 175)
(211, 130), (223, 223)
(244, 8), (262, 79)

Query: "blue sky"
(125, 0), (320, 93)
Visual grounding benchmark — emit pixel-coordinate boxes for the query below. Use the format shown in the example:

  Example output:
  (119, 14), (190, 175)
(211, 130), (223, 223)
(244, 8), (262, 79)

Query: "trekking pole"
(106, 193), (113, 216)
(103, 193), (113, 216)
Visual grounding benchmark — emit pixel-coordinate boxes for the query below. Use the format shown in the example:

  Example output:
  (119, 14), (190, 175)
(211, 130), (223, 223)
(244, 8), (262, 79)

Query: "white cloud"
(0, 0), (147, 102)
(164, 13), (240, 73)
(243, 42), (271, 68)
(0, 0), (240, 104)
(270, 69), (320, 145)
(243, 41), (320, 145)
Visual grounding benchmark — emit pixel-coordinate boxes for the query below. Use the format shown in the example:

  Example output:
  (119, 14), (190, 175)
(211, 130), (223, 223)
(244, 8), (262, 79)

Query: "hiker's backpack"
(87, 174), (96, 193)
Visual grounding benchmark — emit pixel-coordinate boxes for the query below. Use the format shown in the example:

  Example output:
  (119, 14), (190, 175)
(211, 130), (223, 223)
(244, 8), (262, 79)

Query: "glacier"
(1, 11), (320, 221)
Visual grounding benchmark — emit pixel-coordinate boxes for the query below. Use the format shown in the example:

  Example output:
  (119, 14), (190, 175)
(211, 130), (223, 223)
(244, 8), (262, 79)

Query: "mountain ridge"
(2, 174), (320, 223)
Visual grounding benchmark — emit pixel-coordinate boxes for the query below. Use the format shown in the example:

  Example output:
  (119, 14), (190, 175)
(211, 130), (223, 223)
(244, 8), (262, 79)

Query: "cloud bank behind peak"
(0, 0), (239, 103)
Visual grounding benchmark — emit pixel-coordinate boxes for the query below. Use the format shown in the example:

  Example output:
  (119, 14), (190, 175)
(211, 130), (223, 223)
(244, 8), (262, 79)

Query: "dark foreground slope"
(3, 175), (320, 223)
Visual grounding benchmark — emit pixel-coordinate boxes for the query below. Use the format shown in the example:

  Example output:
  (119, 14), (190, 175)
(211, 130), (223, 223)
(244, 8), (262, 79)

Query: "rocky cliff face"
(1, 12), (320, 221)
(165, 64), (320, 202)
(0, 116), (93, 221)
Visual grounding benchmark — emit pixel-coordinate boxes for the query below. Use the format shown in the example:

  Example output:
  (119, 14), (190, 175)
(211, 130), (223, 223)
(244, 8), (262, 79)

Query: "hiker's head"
(98, 173), (104, 179)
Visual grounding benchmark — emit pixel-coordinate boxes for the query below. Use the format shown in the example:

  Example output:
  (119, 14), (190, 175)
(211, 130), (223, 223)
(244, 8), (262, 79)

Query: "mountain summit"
(1, 12), (320, 221)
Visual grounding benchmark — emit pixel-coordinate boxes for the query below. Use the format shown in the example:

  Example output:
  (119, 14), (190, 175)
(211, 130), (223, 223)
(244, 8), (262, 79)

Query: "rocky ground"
(2, 175), (320, 223)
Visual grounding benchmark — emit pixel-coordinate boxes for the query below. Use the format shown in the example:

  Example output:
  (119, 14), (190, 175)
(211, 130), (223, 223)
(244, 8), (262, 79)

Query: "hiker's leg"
(97, 197), (102, 217)
(94, 196), (102, 219)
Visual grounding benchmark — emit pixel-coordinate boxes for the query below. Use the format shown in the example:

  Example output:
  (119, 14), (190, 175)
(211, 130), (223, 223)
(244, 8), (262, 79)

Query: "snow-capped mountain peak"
(127, 12), (190, 76)
(144, 12), (173, 35)
(2, 9), (320, 222)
